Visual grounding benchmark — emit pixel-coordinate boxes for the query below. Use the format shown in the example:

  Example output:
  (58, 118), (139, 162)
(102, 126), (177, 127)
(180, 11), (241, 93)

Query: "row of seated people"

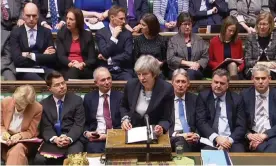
(2, 3), (276, 81)
(1, 56), (276, 165)
(2, 0), (276, 35)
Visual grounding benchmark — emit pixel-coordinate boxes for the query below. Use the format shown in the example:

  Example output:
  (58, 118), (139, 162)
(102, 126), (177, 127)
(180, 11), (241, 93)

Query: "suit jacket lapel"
(250, 88), (256, 126)
(131, 82), (141, 114)
(185, 93), (193, 129)
(176, 34), (188, 60)
(191, 34), (197, 61)
(8, 0), (14, 18)
(60, 93), (69, 121)
(225, 92), (233, 130)
(36, 26), (44, 50)
(110, 91), (116, 125)
(94, 92), (99, 121)
(146, 78), (162, 114)
(65, 30), (73, 53)
(207, 90), (216, 124)
(22, 26), (30, 49)
(268, 89), (276, 127)
(5, 99), (15, 130)
(22, 104), (33, 131)
(48, 96), (58, 122)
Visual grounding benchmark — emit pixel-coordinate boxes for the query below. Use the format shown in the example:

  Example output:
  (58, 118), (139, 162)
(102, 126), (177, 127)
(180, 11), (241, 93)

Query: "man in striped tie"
(241, 64), (276, 152)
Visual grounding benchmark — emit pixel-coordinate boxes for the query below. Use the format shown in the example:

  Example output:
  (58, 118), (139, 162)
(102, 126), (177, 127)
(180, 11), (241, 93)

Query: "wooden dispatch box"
(105, 129), (172, 162)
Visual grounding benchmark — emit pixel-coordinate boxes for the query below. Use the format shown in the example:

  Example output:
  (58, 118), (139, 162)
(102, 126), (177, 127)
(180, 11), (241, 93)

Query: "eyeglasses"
(258, 23), (269, 27)
(181, 22), (192, 27)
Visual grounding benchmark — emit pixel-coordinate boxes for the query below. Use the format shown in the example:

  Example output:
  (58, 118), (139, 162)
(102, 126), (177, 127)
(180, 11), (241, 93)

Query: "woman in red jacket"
(208, 16), (245, 80)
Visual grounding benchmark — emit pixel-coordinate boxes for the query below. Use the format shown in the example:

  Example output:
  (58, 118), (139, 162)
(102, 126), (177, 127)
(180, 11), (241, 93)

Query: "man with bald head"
(10, 2), (57, 80)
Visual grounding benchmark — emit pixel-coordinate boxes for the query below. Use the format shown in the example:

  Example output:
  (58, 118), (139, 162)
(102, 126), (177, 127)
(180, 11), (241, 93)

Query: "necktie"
(127, 0), (135, 19)
(1, 1), (9, 21)
(255, 95), (266, 133)
(49, 0), (59, 28)
(103, 94), (112, 130)
(178, 98), (190, 133)
(213, 97), (221, 133)
(54, 99), (63, 136)
(29, 29), (36, 48)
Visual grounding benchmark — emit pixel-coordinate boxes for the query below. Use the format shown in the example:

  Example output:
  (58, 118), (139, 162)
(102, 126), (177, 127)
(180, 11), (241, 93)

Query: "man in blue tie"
(32, 0), (73, 31)
(10, 2), (57, 80)
(196, 69), (246, 151)
(170, 68), (200, 152)
(34, 71), (85, 165)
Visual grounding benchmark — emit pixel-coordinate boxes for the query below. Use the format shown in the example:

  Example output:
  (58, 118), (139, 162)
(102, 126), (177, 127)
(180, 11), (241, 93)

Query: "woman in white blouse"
(1, 85), (42, 165)
(120, 55), (174, 136)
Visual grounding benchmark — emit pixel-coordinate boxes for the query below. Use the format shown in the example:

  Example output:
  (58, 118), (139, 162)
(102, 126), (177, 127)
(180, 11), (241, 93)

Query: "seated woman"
(74, 0), (111, 28)
(1, 85), (42, 165)
(121, 55), (174, 137)
(228, 0), (270, 33)
(208, 16), (245, 80)
(56, 8), (96, 80)
(244, 12), (276, 79)
(153, 0), (189, 32)
(167, 12), (209, 80)
(133, 13), (168, 78)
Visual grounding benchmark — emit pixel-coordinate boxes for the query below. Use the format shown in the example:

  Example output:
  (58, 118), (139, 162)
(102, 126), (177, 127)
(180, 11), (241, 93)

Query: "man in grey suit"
(1, 0), (28, 80)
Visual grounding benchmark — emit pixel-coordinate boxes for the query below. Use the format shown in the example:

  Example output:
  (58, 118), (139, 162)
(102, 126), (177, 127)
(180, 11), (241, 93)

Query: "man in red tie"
(82, 67), (123, 153)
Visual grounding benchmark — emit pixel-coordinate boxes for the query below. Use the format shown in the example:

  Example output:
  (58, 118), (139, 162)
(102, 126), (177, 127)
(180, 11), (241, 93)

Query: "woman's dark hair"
(220, 16), (239, 42)
(141, 13), (160, 37)
(67, 7), (84, 33)
(176, 12), (193, 28)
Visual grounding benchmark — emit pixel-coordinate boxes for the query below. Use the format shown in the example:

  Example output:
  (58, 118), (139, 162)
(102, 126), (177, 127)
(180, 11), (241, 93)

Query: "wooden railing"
(1, 80), (275, 94)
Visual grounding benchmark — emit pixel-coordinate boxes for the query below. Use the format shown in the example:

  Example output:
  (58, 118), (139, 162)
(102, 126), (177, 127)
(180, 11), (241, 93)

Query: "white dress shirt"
(209, 93), (233, 143)
(8, 108), (24, 134)
(253, 89), (271, 132)
(96, 90), (111, 134)
(199, 0), (215, 15)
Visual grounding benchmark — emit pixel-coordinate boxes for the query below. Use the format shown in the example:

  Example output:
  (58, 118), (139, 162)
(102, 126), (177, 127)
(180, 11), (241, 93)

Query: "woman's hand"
(121, 120), (132, 130)
(154, 125), (163, 136)
(9, 133), (22, 145)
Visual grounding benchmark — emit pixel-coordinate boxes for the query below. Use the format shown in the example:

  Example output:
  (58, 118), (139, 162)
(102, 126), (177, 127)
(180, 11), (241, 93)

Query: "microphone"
(144, 114), (151, 134)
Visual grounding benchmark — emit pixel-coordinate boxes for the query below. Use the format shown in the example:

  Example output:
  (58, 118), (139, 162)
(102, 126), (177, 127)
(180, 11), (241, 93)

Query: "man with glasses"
(241, 64), (276, 152)
(10, 2), (57, 80)
(34, 71), (85, 165)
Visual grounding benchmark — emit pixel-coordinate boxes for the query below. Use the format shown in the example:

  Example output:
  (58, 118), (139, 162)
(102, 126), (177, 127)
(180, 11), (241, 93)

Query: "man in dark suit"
(33, 71), (85, 165)
(1, 0), (29, 80)
(113, 0), (148, 32)
(96, 5), (134, 81)
(170, 69), (200, 152)
(10, 2), (57, 80)
(189, 0), (228, 33)
(83, 67), (123, 153)
(33, 0), (73, 30)
(196, 69), (246, 152)
(240, 64), (276, 152)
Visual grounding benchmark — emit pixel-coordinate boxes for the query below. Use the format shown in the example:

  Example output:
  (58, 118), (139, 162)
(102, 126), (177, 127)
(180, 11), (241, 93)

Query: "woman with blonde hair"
(1, 85), (42, 165)
(244, 12), (276, 79)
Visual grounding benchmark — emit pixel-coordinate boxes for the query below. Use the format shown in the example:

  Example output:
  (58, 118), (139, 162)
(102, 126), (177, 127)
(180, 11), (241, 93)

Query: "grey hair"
(134, 55), (161, 76)
(93, 67), (110, 80)
(171, 68), (189, 81)
(212, 69), (230, 82)
(252, 64), (271, 76)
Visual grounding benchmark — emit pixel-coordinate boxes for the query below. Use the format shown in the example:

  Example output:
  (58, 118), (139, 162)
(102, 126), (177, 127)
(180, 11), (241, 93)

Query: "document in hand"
(201, 150), (233, 166)
(214, 58), (243, 70)
(126, 125), (158, 144)
(0, 137), (43, 144)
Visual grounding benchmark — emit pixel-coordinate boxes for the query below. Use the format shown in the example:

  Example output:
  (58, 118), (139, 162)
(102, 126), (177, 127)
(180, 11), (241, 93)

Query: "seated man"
(170, 69), (200, 152)
(189, 0), (228, 33)
(10, 2), (57, 80)
(113, 0), (148, 32)
(83, 67), (123, 153)
(33, 71), (85, 165)
(241, 64), (276, 152)
(96, 5), (134, 81)
(1, 0), (29, 80)
(33, 0), (73, 31)
(196, 69), (246, 152)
